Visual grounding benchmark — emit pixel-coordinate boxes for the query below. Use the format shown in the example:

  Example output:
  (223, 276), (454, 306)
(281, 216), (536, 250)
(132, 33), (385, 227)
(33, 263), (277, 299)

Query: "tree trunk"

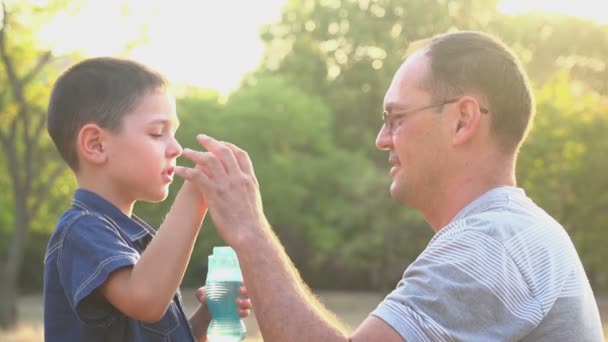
(0, 265), (17, 330)
(0, 185), (29, 329)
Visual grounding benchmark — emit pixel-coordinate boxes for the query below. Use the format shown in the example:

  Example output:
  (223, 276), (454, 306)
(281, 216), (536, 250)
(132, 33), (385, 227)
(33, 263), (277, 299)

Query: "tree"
(518, 71), (608, 290)
(252, 0), (608, 290)
(0, 0), (72, 329)
(257, 0), (500, 158)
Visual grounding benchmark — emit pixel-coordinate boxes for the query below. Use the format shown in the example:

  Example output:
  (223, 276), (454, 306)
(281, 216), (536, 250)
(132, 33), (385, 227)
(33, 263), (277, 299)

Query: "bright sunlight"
(499, 0), (608, 24)
(38, 0), (287, 95)
(37, 0), (607, 95)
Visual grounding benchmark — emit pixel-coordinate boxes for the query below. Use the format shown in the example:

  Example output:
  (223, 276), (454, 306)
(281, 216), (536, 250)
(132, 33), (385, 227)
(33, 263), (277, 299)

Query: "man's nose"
(376, 124), (392, 151)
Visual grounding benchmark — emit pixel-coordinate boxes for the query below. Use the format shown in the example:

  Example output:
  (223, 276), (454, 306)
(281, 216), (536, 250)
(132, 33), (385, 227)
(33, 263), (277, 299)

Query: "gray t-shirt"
(372, 187), (604, 341)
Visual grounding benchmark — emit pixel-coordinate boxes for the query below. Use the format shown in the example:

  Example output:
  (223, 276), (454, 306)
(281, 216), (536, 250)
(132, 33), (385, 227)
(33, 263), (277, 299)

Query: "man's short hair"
(47, 57), (167, 171)
(409, 31), (534, 153)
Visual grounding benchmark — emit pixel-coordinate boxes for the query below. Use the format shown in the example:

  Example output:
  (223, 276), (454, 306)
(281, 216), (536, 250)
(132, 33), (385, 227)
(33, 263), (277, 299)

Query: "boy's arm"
(99, 181), (206, 322)
(189, 303), (211, 342)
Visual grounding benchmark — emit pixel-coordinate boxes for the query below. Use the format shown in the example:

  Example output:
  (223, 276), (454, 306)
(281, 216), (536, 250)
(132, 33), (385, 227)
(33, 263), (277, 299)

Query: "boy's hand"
(180, 178), (208, 209)
(196, 285), (252, 317)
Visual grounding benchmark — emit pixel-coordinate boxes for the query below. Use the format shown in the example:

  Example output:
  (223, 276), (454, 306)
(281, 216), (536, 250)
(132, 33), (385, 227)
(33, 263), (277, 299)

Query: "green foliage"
(0, 0), (76, 299)
(243, 0), (608, 292)
(518, 71), (608, 289)
(3, 0), (607, 294)
(161, 76), (433, 290)
(258, 0), (501, 159)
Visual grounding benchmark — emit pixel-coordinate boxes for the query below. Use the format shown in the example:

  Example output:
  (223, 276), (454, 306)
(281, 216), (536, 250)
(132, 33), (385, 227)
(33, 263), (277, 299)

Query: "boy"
(44, 57), (250, 341)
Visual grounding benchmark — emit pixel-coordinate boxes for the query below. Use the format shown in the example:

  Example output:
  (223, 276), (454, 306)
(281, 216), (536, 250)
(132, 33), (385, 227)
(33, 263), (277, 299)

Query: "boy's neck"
(76, 173), (135, 216)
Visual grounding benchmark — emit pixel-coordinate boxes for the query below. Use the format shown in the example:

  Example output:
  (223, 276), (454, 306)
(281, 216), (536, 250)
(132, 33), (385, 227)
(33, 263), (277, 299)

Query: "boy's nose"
(169, 137), (183, 157)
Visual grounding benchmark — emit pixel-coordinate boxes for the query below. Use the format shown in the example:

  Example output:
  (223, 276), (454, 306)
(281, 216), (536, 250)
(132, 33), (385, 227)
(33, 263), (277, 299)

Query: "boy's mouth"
(163, 167), (175, 182)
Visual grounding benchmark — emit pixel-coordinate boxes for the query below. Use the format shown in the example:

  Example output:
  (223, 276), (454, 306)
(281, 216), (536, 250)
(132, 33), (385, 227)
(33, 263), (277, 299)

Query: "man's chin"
(389, 181), (411, 205)
(389, 182), (402, 200)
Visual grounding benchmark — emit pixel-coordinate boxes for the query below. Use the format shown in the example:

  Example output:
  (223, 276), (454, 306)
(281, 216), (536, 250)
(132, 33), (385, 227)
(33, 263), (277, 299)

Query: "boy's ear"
(452, 96), (482, 145)
(77, 123), (108, 165)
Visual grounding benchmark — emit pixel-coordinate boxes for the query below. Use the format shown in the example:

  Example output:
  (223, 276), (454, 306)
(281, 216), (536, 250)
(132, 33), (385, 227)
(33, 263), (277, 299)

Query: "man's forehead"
(395, 51), (429, 85)
(383, 52), (430, 108)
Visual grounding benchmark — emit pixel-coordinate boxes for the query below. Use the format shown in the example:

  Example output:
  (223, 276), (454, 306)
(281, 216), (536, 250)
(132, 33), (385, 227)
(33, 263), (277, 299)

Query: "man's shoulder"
(446, 198), (563, 244)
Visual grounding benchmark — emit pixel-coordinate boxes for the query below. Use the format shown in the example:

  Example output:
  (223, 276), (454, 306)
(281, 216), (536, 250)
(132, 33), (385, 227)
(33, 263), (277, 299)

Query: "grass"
(1, 290), (606, 341)
(0, 290), (383, 342)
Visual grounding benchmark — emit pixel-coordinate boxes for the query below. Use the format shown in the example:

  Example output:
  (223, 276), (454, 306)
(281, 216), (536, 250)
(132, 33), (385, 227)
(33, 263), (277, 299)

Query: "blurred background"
(1, 0), (606, 340)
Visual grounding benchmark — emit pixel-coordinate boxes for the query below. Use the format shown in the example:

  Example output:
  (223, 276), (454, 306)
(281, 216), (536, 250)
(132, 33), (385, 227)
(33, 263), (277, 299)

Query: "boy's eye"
(150, 133), (163, 138)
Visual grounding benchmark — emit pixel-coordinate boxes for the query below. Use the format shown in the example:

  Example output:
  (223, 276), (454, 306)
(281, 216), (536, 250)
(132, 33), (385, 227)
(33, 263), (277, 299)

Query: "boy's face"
(103, 89), (182, 204)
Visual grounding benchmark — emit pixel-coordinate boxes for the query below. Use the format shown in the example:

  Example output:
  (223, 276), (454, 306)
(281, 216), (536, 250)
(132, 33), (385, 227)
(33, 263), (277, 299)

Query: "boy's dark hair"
(47, 57), (167, 171)
(409, 31), (534, 154)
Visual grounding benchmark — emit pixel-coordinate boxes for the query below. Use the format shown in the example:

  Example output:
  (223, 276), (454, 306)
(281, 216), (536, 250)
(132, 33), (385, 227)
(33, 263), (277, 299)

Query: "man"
(177, 31), (604, 341)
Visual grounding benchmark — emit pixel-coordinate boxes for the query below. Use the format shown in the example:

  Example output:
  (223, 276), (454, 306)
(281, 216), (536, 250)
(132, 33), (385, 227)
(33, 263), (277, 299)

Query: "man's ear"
(452, 96), (483, 145)
(77, 123), (107, 165)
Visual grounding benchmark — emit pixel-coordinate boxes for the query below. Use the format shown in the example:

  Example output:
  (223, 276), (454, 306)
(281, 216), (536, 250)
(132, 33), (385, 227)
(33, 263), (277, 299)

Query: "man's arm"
(232, 219), (404, 342)
(99, 181), (206, 322)
(236, 219), (349, 341)
(177, 135), (405, 342)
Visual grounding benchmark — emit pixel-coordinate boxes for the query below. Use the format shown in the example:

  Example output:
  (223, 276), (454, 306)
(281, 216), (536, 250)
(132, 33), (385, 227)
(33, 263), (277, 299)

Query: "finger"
(196, 134), (240, 174)
(175, 166), (211, 187)
(195, 287), (208, 310)
(237, 297), (252, 310)
(239, 285), (248, 296)
(225, 143), (254, 175)
(238, 308), (251, 318)
(195, 287), (206, 303)
(181, 148), (225, 177)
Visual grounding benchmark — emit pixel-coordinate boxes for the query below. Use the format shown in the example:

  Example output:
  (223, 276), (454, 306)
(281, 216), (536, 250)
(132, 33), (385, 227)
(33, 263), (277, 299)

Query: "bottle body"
(206, 247), (246, 342)
(206, 280), (246, 341)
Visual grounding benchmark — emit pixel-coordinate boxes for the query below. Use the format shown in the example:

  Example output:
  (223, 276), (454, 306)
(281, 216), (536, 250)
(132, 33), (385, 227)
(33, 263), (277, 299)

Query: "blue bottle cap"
(207, 246), (243, 282)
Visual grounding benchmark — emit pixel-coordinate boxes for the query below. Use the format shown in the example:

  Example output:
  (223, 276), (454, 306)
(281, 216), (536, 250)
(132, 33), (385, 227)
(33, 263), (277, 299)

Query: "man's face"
(375, 53), (452, 208)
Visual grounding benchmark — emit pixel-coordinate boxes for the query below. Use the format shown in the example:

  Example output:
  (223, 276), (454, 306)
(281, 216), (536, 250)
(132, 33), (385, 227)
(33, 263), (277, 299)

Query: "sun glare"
(38, 0), (286, 95)
(498, 0), (608, 24)
(37, 0), (605, 95)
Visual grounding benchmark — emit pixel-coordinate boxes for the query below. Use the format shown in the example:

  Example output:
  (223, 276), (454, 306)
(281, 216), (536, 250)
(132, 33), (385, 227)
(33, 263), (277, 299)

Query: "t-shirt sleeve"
(371, 230), (544, 342)
(57, 213), (141, 326)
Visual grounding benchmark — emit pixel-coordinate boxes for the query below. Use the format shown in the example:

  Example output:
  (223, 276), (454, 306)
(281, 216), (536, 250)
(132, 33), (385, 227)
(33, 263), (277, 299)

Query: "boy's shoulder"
(48, 188), (131, 242)
(45, 188), (155, 262)
(45, 204), (113, 260)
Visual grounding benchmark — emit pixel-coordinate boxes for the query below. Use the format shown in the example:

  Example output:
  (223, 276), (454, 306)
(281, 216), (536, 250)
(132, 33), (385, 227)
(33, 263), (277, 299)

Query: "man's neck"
(423, 156), (516, 232)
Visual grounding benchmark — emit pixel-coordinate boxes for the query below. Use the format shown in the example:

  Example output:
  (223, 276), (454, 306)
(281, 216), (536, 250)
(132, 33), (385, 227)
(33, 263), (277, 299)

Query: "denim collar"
(71, 188), (155, 242)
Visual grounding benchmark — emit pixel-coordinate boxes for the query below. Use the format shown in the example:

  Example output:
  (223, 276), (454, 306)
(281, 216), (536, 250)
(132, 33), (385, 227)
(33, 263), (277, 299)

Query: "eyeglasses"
(382, 97), (489, 134)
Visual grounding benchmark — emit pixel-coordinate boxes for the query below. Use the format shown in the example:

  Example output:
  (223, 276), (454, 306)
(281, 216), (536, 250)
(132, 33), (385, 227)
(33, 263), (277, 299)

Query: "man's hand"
(175, 134), (268, 247)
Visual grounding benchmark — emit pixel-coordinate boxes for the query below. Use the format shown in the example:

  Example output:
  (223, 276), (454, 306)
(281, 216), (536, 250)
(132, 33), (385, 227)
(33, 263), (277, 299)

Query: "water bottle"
(205, 246), (247, 342)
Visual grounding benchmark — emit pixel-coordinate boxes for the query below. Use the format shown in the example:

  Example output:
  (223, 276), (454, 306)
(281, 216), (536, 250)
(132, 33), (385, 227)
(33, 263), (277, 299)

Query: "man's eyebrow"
(384, 101), (411, 113)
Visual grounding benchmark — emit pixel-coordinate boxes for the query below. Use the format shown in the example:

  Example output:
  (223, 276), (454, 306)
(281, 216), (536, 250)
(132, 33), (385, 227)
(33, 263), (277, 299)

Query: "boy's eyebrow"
(147, 118), (180, 128)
